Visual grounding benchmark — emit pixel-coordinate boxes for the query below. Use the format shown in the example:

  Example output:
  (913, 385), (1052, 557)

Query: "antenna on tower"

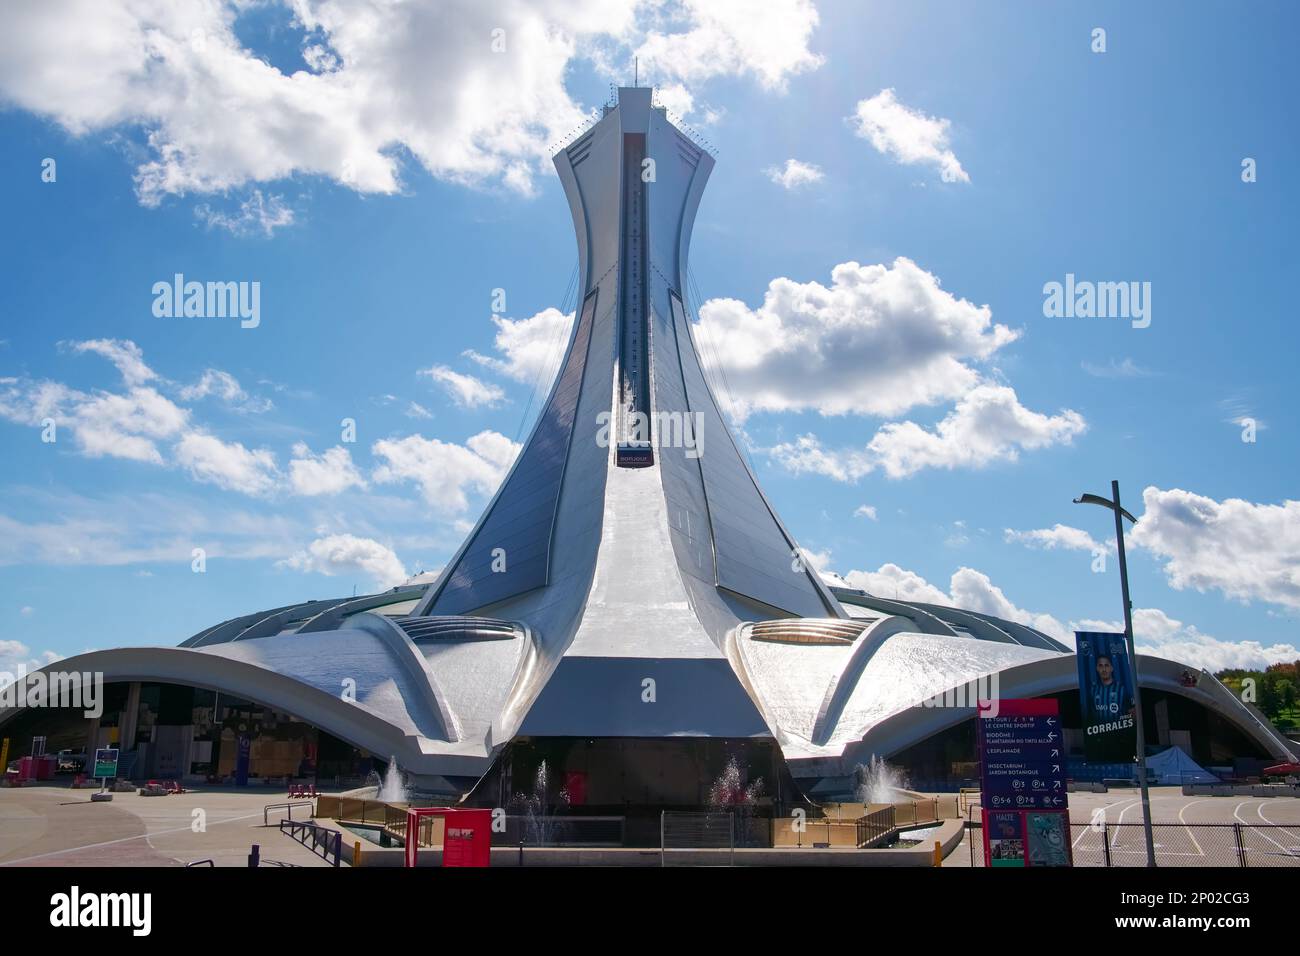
(634, 56), (638, 87)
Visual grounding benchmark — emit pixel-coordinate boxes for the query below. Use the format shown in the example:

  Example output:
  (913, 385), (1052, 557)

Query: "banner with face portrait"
(1074, 631), (1137, 763)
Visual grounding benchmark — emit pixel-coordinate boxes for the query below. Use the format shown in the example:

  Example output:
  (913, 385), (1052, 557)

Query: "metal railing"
(315, 796), (397, 825)
(263, 801), (313, 826)
(661, 811), (735, 866)
(856, 806), (897, 847)
(492, 814), (626, 848)
(278, 818), (342, 866)
(385, 804), (411, 843)
(892, 798), (941, 826)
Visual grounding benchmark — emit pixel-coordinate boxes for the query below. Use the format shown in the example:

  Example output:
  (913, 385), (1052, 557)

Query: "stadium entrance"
(469, 736), (807, 846)
(1, 680), (378, 786)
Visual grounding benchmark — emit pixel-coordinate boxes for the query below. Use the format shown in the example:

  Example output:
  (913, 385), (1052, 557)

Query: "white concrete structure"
(3, 89), (1290, 799)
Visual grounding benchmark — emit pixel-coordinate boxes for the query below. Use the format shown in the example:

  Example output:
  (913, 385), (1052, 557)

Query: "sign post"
(91, 747), (119, 802)
(977, 698), (1072, 867)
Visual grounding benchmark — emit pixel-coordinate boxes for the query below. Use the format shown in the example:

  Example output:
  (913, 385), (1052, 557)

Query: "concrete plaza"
(0, 782), (340, 867)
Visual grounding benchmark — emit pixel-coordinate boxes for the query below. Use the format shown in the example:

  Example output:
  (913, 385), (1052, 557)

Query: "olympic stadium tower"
(2, 89), (1290, 823)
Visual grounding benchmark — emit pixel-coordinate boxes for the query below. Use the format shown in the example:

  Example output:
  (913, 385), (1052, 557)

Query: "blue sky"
(1, 1), (1297, 673)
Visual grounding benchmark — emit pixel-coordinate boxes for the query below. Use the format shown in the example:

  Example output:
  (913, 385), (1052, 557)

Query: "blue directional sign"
(978, 699), (1073, 865)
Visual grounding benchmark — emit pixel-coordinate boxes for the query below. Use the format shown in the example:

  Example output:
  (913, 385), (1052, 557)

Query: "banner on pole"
(1075, 630), (1137, 763)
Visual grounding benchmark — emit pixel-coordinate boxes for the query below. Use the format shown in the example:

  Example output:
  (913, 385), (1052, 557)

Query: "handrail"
(263, 801), (313, 826)
(278, 818), (342, 867)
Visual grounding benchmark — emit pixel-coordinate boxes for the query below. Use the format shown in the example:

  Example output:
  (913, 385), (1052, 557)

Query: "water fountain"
(375, 755), (409, 804)
(854, 754), (910, 805)
(708, 755), (764, 847)
(508, 760), (569, 846)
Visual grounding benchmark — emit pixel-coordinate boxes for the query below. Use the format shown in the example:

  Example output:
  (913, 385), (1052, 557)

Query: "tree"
(1276, 678), (1297, 715)
(1258, 675), (1281, 718)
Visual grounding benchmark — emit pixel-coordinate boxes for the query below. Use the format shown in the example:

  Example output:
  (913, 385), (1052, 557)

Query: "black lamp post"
(1074, 480), (1156, 868)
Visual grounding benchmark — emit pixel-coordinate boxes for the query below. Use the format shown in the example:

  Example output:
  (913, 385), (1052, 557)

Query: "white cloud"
(0, 339), (533, 513)
(1005, 524), (1107, 553)
(174, 431), (279, 496)
(371, 430), (519, 513)
(68, 338), (156, 386)
(1080, 357), (1152, 379)
(633, 0), (823, 92)
(287, 442), (366, 496)
(0, 343), (293, 491)
(466, 307), (574, 387)
(1074, 608), (1300, 672)
(853, 505), (877, 521)
(770, 434), (870, 482)
(695, 258), (1018, 421)
(864, 384), (1085, 478)
(280, 533), (407, 591)
(766, 158), (823, 189)
(404, 401), (433, 420)
(177, 369), (272, 412)
(1131, 487), (1300, 610)
(74, 387), (192, 463)
(1219, 395), (1266, 433)
(837, 562), (951, 605)
(948, 567), (1068, 640)
(651, 82), (722, 126)
(421, 365), (506, 409)
(771, 384), (1085, 481)
(850, 88), (968, 182)
(194, 189), (295, 237)
(0, 1), (818, 205)
(830, 557), (1297, 670)
(832, 561), (1067, 640)
(0, 639), (61, 676)
(797, 546), (832, 573)
(0, 491), (303, 568)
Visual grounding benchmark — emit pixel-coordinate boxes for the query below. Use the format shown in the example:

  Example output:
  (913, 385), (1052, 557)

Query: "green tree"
(1276, 678), (1297, 714)
(1258, 674), (1281, 717)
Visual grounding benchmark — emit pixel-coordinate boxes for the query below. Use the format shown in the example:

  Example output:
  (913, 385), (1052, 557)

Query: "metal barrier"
(856, 805), (897, 847)
(315, 796), (396, 825)
(278, 818), (343, 866)
(661, 811), (734, 866)
(185, 859), (214, 867)
(892, 799), (940, 826)
(966, 814), (1300, 867)
(263, 801), (313, 826)
(492, 814), (626, 847)
(386, 804), (412, 843)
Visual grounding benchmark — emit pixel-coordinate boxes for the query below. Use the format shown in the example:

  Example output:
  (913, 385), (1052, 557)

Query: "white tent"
(1144, 745), (1218, 784)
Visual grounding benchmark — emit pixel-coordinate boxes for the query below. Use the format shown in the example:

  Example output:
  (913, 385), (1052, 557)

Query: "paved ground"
(6, 781), (1299, 868)
(944, 786), (1300, 867)
(0, 783), (340, 867)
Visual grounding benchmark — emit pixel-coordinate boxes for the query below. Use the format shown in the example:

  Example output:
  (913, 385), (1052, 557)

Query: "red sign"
(404, 808), (492, 868)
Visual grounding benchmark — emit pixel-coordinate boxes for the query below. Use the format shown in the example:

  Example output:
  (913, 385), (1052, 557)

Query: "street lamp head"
(1074, 492), (1138, 524)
